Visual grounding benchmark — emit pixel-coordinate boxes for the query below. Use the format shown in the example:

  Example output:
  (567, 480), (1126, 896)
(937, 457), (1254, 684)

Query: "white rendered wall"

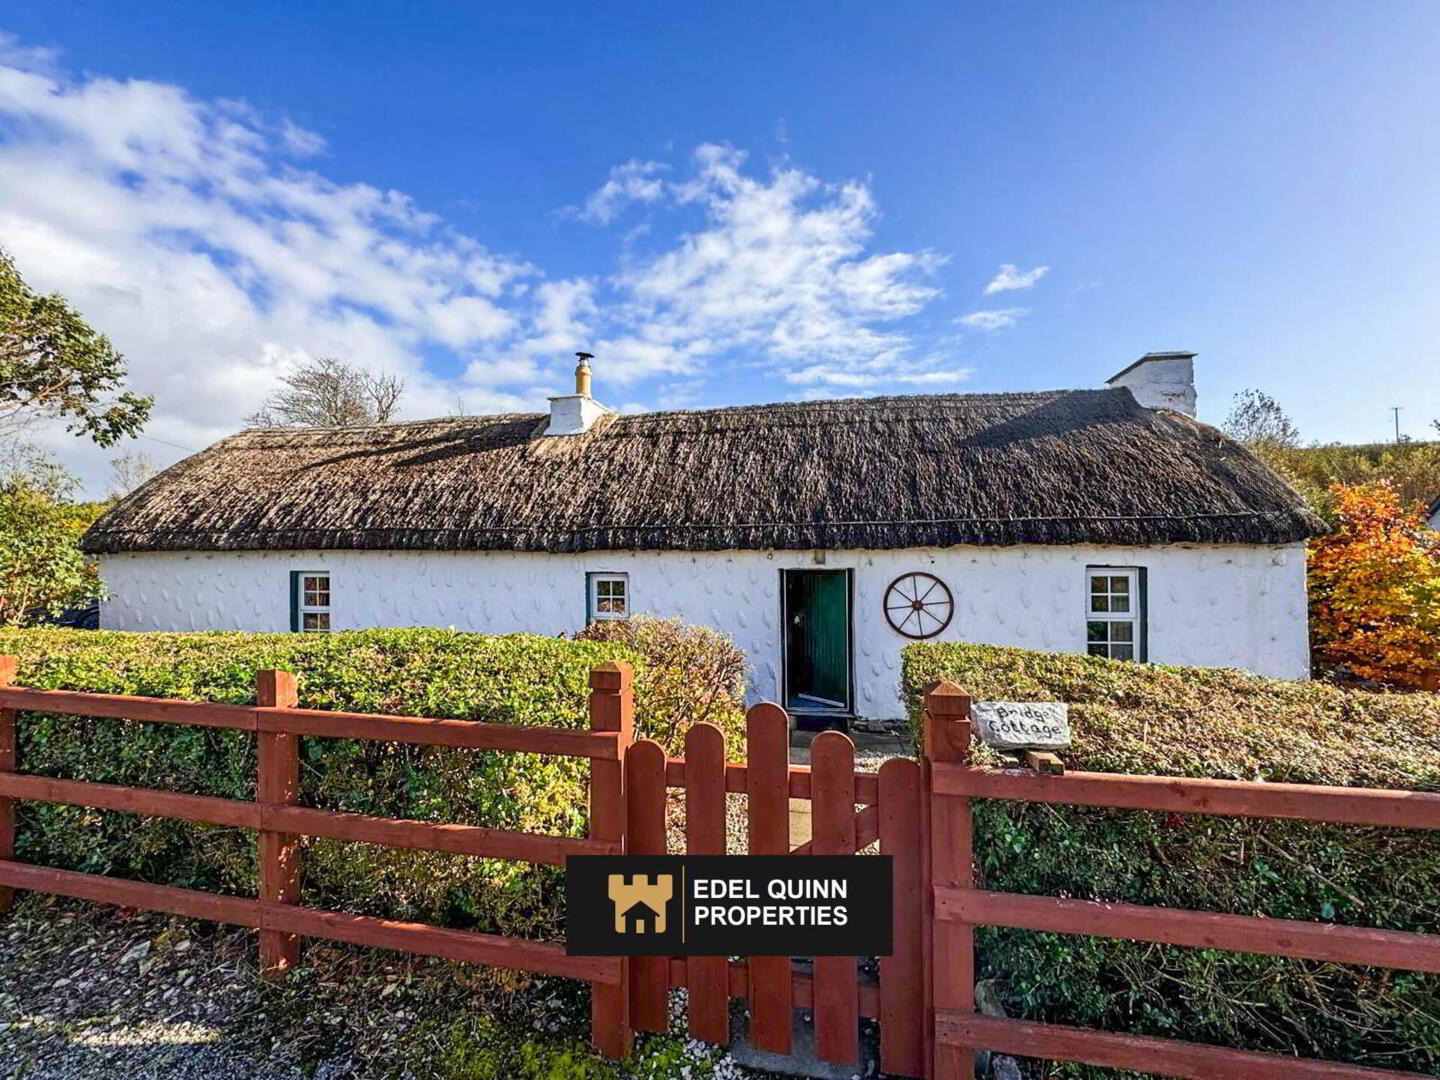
(97, 543), (1310, 720)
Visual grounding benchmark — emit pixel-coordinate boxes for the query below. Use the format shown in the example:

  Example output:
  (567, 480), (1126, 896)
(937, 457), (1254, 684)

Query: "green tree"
(0, 446), (104, 625)
(1, 247), (152, 446)
(1279, 441), (1440, 524)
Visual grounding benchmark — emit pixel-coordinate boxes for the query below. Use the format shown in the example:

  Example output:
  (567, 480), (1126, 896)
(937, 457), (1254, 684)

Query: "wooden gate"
(626, 701), (927, 1076)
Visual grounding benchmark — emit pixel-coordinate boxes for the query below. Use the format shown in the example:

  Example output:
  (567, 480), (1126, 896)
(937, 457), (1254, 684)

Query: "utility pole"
(1391, 406), (1403, 443)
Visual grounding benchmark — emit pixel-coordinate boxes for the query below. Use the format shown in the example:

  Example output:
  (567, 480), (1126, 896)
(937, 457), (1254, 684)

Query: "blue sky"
(2, 2), (1439, 490)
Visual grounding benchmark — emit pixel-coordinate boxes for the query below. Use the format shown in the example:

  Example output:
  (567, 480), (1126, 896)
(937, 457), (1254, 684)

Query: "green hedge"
(903, 642), (1440, 1075)
(0, 628), (741, 939)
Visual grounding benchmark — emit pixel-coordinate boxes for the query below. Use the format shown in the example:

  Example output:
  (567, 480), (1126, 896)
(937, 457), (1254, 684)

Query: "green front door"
(784, 569), (851, 712)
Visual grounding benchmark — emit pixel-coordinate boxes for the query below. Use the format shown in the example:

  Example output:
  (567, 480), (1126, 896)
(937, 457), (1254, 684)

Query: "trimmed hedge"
(903, 642), (1440, 1075)
(0, 628), (743, 939)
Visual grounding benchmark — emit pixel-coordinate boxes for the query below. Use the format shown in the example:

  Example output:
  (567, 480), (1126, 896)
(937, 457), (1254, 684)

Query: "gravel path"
(1, 897), (778, 1080)
(1, 903), (307, 1080)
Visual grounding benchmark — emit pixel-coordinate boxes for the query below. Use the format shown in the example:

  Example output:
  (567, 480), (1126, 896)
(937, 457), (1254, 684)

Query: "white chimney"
(545, 351), (611, 436)
(1105, 351), (1196, 416)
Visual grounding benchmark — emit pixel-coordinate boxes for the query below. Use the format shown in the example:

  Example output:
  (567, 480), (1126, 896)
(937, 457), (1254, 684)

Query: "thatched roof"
(82, 389), (1324, 555)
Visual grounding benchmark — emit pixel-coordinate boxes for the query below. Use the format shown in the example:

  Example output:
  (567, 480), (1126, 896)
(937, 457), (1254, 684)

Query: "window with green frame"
(586, 572), (628, 621)
(290, 571), (331, 632)
(1085, 567), (1146, 661)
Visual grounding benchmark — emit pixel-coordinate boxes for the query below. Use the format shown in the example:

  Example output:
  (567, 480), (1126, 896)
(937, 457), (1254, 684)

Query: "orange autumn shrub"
(1308, 481), (1440, 687)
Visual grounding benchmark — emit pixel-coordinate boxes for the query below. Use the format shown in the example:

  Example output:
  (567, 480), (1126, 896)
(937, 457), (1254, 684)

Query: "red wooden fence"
(0, 657), (923, 1072)
(2, 654), (1437, 1079)
(0, 657), (632, 1057)
(924, 679), (1440, 1080)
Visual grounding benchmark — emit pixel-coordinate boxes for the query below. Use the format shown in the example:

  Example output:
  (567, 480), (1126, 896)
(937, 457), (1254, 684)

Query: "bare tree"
(107, 449), (160, 499)
(248, 357), (405, 428)
(1222, 389), (1301, 450)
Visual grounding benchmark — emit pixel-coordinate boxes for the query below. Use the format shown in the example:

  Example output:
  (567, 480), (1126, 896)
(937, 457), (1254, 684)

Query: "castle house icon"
(607, 873), (674, 934)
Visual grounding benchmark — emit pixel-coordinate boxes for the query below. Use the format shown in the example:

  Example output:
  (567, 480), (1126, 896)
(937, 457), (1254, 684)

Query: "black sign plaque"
(565, 855), (893, 957)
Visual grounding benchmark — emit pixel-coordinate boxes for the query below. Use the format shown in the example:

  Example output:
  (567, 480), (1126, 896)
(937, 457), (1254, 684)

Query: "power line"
(135, 432), (199, 454)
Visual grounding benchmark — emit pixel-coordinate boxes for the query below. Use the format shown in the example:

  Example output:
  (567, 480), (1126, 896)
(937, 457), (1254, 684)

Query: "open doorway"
(782, 568), (853, 722)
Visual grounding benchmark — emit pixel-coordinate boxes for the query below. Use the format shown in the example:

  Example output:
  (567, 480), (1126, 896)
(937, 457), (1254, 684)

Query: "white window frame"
(294, 571), (332, 633)
(587, 572), (629, 621)
(1085, 567), (1143, 661)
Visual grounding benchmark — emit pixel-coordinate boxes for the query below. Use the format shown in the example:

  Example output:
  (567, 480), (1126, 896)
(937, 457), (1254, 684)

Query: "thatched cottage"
(83, 351), (1323, 723)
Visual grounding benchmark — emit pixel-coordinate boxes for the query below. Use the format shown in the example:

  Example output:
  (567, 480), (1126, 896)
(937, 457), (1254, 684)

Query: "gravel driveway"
(1, 902), (308, 1080)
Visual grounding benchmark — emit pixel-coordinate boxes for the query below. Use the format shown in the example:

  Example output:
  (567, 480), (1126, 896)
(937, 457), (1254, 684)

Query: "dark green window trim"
(289, 571), (302, 632)
(1138, 566), (1149, 663)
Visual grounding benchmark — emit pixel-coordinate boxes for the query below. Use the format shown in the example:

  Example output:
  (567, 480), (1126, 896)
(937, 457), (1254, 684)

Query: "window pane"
(1110, 576), (1130, 593)
(1089, 575), (1108, 595)
(591, 576), (628, 618)
(1110, 644), (1134, 661)
(303, 612), (330, 632)
(1087, 621), (1108, 643)
(1111, 622), (1134, 642)
(304, 576), (326, 591)
(1091, 595), (1110, 612)
(1110, 594), (1130, 613)
(1087, 643), (1108, 656)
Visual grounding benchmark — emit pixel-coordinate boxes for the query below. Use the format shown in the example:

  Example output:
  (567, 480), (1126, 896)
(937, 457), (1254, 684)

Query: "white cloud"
(983, 262), (1048, 294)
(573, 160), (668, 224)
(588, 144), (945, 382)
(0, 40), (954, 491)
(0, 46), (538, 485)
(956, 307), (1027, 331)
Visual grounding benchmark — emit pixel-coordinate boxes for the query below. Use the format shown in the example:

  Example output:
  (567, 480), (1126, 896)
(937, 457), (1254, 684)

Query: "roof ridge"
(229, 388), (1117, 440)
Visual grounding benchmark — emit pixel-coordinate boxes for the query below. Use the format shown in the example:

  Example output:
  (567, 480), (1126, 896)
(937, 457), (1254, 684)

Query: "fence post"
(684, 721), (730, 1043)
(256, 669), (301, 975)
(745, 701), (794, 1054)
(589, 661), (634, 1059)
(0, 656), (16, 914)
(625, 738), (670, 1033)
(878, 755), (925, 1077)
(811, 730), (859, 1066)
(923, 681), (974, 1080)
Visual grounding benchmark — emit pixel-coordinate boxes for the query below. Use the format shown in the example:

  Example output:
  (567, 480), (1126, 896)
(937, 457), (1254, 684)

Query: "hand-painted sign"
(972, 701), (1070, 750)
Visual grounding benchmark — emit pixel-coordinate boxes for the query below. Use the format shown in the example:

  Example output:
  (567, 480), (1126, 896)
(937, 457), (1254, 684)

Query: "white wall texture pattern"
(97, 543), (1310, 720)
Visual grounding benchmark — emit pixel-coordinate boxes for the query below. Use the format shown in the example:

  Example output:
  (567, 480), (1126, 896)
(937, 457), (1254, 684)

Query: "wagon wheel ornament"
(884, 572), (954, 639)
